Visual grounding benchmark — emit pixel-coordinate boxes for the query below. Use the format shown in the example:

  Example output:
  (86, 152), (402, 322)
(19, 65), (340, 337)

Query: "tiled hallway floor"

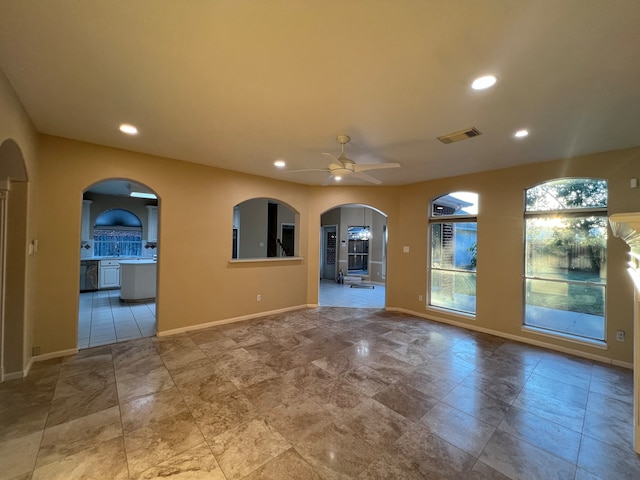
(3, 308), (639, 479)
(319, 279), (385, 308)
(78, 290), (156, 349)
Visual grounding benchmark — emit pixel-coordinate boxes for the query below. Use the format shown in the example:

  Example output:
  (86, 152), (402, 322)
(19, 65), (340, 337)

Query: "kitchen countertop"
(118, 259), (157, 265)
(82, 256), (155, 261)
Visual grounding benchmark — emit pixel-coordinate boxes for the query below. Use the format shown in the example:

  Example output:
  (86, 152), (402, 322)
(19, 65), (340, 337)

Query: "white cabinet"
(99, 259), (120, 289)
(146, 205), (158, 243)
(81, 200), (92, 241)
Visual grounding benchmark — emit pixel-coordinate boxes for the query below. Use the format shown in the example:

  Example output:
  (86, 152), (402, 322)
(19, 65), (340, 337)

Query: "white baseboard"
(3, 369), (24, 381)
(386, 306), (633, 369)
(158, 305), (308, 337)
(32, 348), (79, 365)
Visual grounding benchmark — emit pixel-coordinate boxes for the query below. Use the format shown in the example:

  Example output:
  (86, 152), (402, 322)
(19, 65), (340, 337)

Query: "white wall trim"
(16, 347), (80, 379)
(158, 305), (308, 337)
(3, 369), (23, 381)
(386, 306), (633, 369)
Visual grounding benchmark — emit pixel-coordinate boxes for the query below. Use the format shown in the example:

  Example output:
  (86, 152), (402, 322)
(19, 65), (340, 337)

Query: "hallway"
(318, 279), (385, 308)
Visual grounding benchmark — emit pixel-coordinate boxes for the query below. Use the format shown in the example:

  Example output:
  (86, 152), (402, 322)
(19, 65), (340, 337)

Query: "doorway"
(0, 139), (29, 381)
(78, 179), (159, 349)
(319, 205), (387, 308)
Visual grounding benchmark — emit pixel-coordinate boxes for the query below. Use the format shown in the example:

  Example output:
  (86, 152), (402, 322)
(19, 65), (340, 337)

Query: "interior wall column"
(0, 179), (10, 382)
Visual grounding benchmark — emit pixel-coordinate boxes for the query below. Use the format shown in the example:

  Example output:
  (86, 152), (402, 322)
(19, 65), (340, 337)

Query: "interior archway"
(319, 204), (387, 308)
(78, 179), (160, 349)
(0, 138), (29, 381)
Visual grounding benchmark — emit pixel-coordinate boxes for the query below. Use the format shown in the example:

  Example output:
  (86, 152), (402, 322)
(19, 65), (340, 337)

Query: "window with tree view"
(429, 192), (478, 314)
(524, 178), (607, 341)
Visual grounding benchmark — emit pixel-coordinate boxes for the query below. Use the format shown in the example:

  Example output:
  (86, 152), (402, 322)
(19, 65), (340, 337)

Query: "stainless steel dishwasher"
(79, 260), (99, 291)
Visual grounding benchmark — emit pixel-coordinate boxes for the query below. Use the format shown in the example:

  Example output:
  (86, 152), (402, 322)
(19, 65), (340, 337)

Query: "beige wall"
(33, 136), (311, 354)
(389, 148), (640, 365)
(4, 78), (640, 373)
(0, 69), (39, 375)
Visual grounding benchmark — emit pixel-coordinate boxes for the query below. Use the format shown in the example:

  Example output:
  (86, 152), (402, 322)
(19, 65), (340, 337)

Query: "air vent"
(437, 127), (482, 144)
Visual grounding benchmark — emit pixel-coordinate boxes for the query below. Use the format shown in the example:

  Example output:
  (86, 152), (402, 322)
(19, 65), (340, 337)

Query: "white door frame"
(0, 183), (9, 382)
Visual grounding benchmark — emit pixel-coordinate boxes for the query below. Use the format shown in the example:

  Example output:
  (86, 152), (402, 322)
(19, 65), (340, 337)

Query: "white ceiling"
(0, 1), (639, 186)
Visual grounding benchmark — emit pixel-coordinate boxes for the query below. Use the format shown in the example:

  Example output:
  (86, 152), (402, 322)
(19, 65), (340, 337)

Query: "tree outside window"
(524, 178), (607, 341)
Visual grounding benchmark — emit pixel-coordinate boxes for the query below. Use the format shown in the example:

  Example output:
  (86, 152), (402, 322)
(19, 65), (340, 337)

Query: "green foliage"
(526, 178), (607, 211)
(468, 242), (477, 268)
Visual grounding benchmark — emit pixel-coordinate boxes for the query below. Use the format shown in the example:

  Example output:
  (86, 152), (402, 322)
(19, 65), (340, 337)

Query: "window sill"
(425, 305), (476, 321)
(229, 257), (304, 264)
(521, 325), (608, 350)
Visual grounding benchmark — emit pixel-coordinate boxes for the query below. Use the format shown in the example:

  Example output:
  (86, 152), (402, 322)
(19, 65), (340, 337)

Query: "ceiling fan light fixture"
(119, 123), (139, 135)
(334, 176), (342, 181)
(514, 129), (529, 138)
(274, 160), (286, 168)
(471, 75), (497, 90)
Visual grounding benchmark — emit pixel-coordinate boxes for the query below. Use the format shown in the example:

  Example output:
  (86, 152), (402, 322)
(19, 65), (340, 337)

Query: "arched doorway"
(319, 204), (387, 308)
(0, 139), (29, 381)
(78, 179), (159, 349)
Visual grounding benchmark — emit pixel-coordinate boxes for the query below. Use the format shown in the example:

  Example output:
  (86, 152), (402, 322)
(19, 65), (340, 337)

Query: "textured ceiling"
(0, 1), (639, 186)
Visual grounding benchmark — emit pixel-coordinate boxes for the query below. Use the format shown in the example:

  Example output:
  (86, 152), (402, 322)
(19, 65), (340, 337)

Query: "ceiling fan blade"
(321, 174), (335, 186)
(353, 162), (401, 173)
(354, 171), (383, 185)
(284, 168), (330, 173)
(322, 152), (339, 162)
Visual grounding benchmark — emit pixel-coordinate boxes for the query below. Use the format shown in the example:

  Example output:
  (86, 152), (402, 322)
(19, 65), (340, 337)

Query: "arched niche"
(232, 198), (299, 259)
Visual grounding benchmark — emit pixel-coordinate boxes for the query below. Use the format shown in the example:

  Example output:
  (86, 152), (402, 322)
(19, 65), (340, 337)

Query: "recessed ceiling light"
(119, 124), (138, 135)
(471, 75), (497, 90)
(514, 129), (529, 138)
(130, 191), (157, 199)
(274, 160), (286, 168)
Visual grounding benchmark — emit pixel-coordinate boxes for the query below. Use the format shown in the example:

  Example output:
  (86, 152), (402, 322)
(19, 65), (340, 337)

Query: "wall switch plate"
(419, 294), (423, 301)
(256, 294), (261, 301)
(403, 246), (410, 253)
(616, 330), (625, 341)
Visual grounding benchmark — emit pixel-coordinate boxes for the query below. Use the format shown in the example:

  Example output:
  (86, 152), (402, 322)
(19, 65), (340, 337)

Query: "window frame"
(522, 178), (608, 344)
(428, 193), (478, 316)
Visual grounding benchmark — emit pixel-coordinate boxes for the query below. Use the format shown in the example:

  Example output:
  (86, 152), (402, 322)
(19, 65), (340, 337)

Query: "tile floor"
(78, 290), (156, 349)
(318, 279), (385, 308)
(78, 280), (381, 350)
(4, 307), (639, 479)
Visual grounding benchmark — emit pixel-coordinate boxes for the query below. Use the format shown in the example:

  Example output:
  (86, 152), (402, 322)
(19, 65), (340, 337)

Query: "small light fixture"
(471, 75), (497, 90)
(334, 176), (342, 181)
(119, 124), (139, 135)
(514, 129), (529, 138)
(130, 191), (157, 199)
(274, 160), (286, 168)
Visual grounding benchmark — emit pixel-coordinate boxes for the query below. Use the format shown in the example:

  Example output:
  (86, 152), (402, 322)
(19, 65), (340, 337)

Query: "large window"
(348, 226), (370, 273)
(94, 209), (143, 257)
(429, 192), (478, 314)
(524, 178), (607, 341)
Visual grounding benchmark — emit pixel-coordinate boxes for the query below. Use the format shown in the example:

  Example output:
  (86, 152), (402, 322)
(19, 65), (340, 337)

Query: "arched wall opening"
(0, 138), (29, 381)
(78, 178), (160, 349)
(319, 203), (388, 308)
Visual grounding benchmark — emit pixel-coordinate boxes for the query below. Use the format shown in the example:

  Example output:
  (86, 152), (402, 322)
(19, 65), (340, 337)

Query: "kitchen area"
(78, 180), (159, 348)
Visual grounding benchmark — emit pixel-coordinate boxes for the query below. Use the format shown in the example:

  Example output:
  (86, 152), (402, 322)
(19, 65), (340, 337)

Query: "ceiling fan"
(289, 135), (400, 185)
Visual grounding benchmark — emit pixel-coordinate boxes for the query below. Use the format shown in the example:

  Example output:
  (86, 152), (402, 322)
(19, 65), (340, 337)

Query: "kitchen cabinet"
(81, 200), (92, 241)
(99, 259), (120, 289)
(146, 205), (158, 243)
